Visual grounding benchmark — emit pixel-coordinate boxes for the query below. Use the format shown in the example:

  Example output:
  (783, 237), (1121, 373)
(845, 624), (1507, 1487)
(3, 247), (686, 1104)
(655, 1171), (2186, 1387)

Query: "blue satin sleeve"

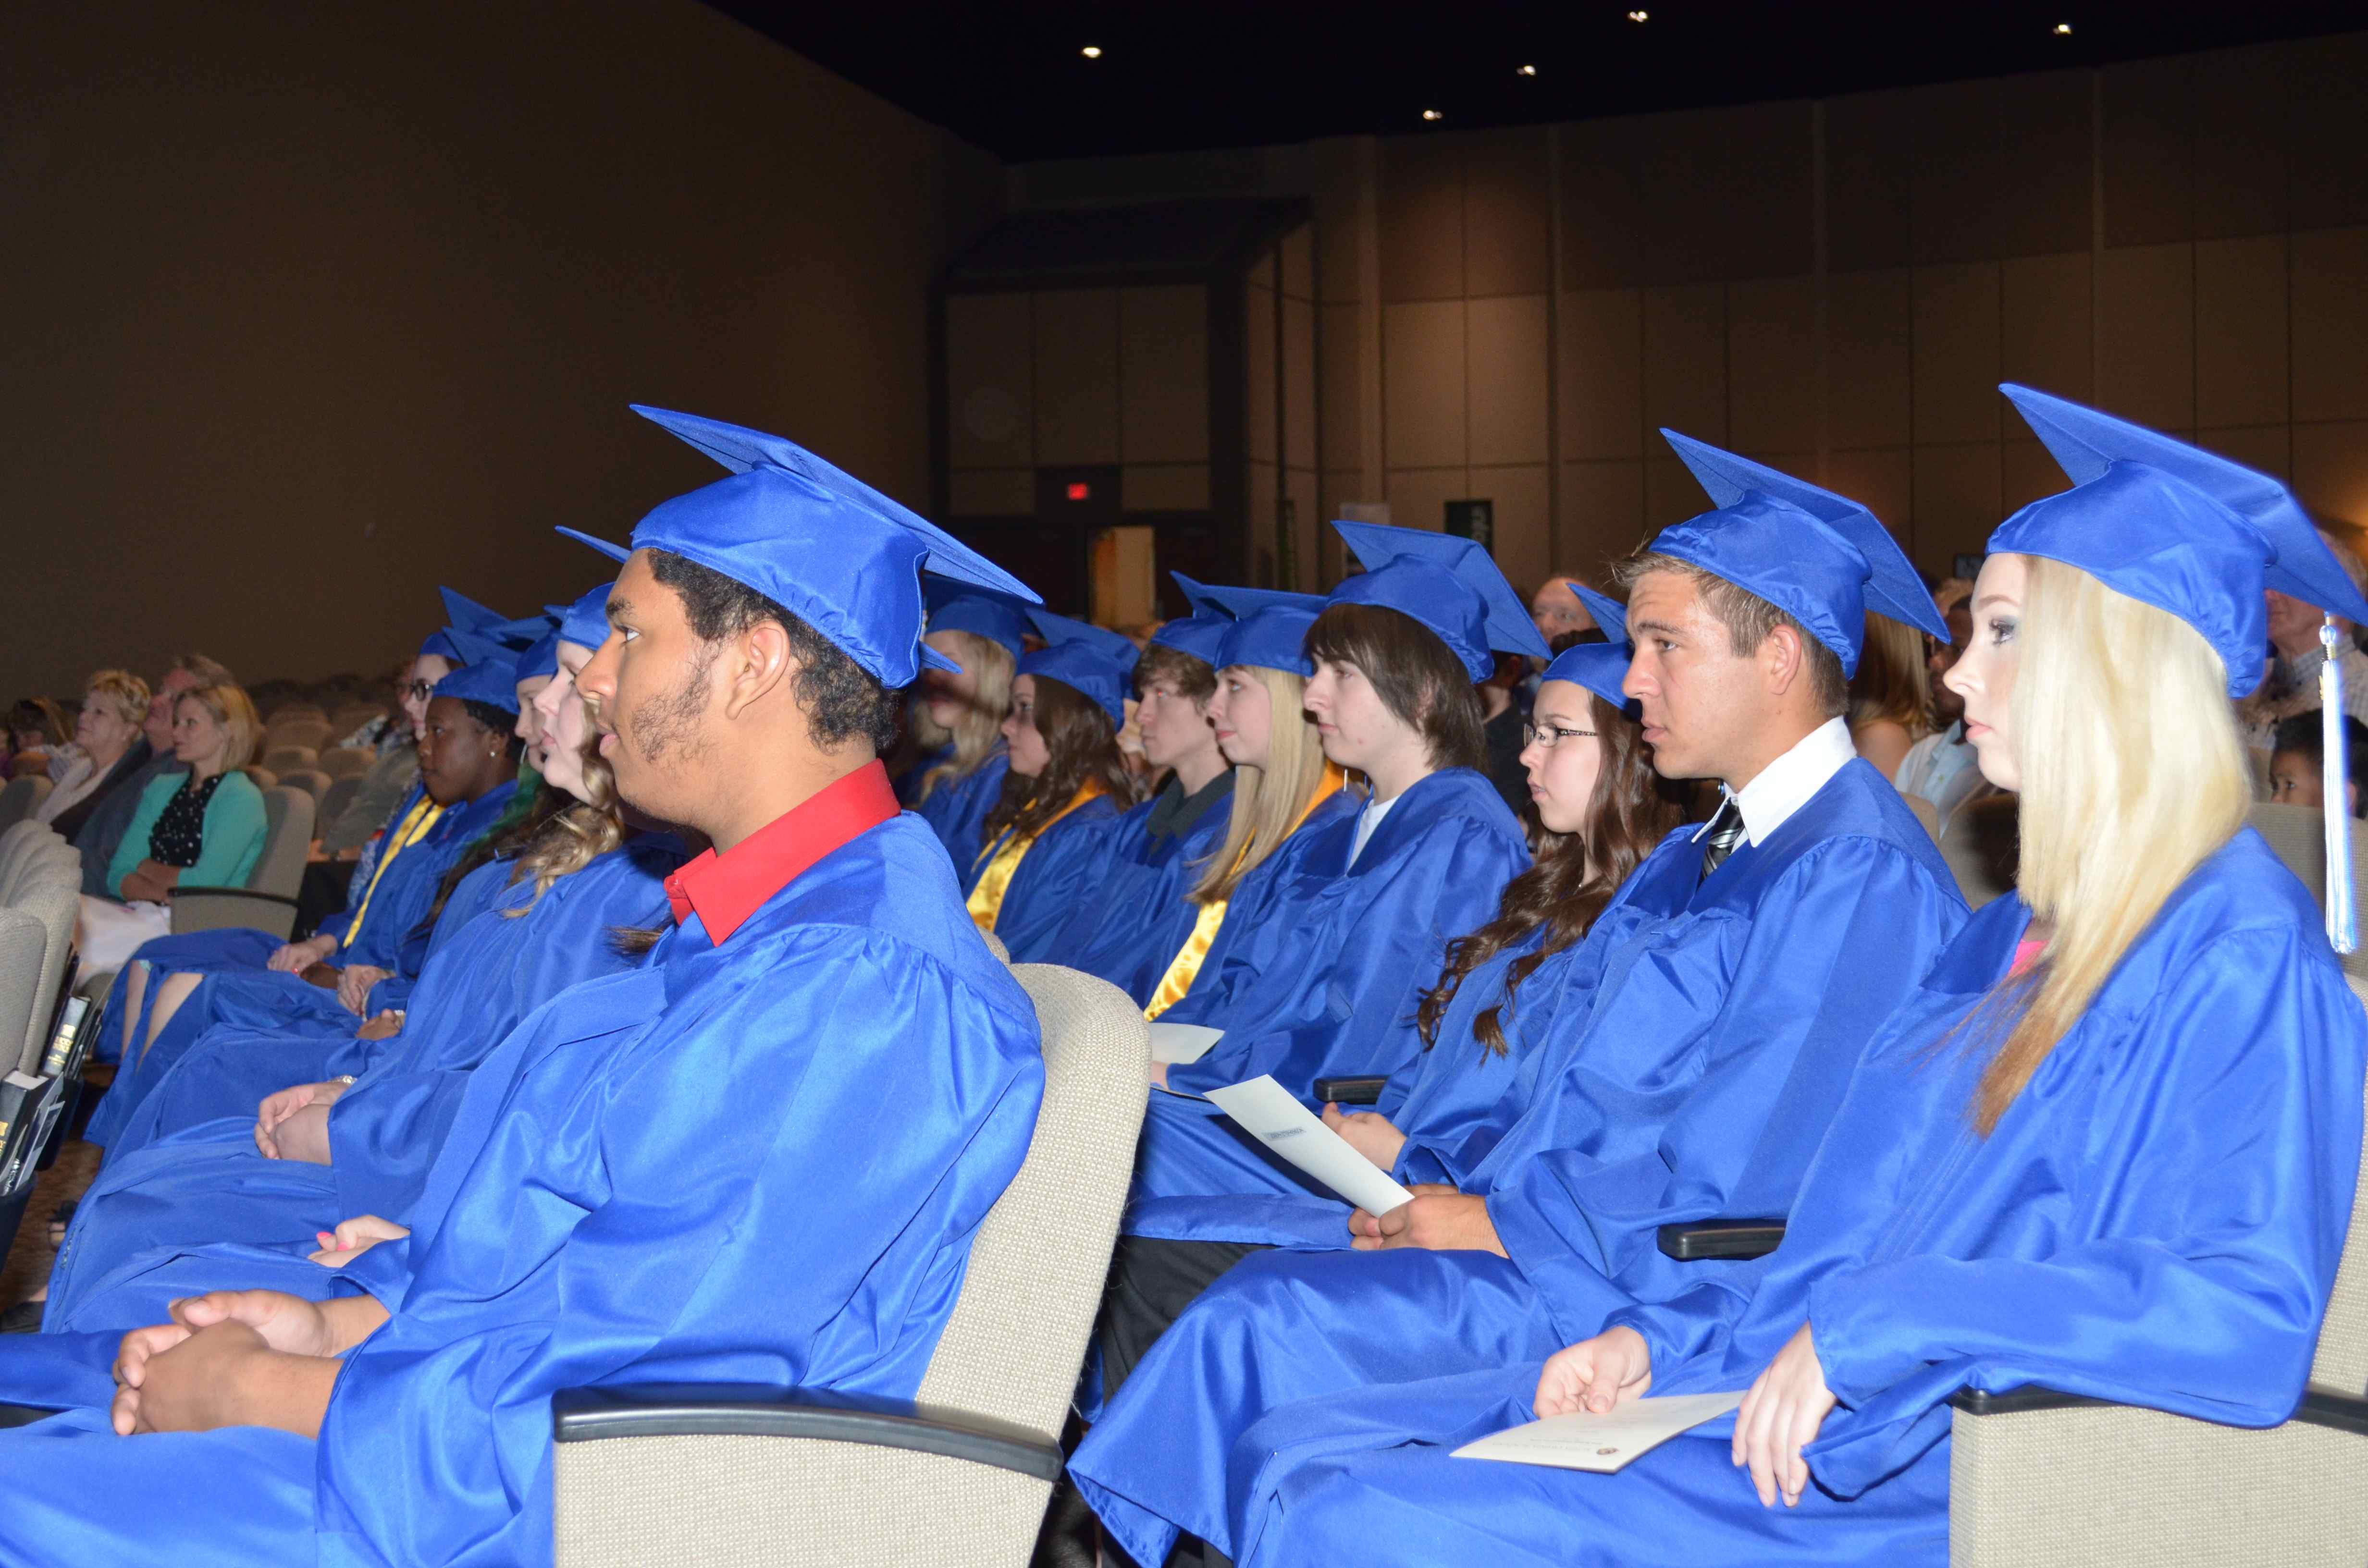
(992, 796), (1125, 964)
(1486, 836), (1966, 1343)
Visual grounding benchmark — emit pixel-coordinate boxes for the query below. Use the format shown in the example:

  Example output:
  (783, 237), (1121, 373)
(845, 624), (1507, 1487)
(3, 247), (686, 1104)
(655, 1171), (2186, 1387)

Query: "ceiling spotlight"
(1080, 43), (1102, 58)
(1421, 108), (1444, 122)
(1627, 9), (1648, 21)
(2052, 21), (2071, 33)
(1517, 63), (1538, 76)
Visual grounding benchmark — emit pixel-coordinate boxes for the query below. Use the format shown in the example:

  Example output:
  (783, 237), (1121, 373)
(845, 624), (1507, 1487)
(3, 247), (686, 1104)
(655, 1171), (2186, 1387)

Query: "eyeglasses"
(400, 680), (435, 701)
(1522, 721), (1598, 750)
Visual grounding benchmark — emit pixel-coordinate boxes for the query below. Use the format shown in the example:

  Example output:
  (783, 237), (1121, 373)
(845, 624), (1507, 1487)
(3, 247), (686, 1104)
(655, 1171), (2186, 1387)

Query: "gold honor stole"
(1143, 763), (1347, 1020)
(964, 784), (1107, 935)
(341, 795), (445, 949)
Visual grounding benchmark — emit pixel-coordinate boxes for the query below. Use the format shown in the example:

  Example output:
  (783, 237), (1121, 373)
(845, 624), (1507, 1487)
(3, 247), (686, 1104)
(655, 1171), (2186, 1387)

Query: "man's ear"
(719, 620), (797, 721)
(1760, 623), (1808, 699)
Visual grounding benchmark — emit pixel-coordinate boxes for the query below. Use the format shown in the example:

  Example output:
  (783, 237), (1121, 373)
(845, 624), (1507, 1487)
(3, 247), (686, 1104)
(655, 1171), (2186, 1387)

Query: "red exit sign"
(1066, 481), (1091, 501)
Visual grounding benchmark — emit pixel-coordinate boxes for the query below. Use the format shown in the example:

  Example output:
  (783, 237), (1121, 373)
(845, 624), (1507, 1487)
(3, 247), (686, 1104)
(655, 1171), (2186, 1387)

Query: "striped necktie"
(1700, 797), (1747, 879)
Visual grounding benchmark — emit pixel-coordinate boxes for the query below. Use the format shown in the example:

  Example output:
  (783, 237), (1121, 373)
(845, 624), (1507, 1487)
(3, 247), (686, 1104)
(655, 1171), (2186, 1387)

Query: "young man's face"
(2269, 751), (2328, 813)
(576, 551), (717, 824)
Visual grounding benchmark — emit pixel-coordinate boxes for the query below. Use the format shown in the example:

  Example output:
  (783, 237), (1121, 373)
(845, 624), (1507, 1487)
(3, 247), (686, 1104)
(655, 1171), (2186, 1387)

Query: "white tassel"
(2322, 614), (2357, 955)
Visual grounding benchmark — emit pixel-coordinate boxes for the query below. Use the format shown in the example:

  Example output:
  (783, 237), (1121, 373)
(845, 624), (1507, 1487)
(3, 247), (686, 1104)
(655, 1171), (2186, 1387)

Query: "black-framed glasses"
(399, 680), (434, 701)
(1522, 721), (1598, 749)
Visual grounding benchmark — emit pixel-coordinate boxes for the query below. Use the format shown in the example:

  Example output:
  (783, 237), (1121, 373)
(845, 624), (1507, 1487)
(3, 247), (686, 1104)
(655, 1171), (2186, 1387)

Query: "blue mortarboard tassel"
(2325, 617), (2358, 955)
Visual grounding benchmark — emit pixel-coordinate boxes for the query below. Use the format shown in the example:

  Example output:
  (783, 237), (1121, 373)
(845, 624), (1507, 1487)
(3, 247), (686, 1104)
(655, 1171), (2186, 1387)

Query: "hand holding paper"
(1204, 1075), (1416, 1217)
(1452, 1391), (1745, 1474)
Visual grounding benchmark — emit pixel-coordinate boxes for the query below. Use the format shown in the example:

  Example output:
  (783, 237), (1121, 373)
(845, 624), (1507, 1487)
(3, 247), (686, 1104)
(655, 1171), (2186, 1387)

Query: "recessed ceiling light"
(1421, 108), (1444, 122)
(1627, 9), (1648, 21)
(1081, 43), (1102, 58)
(1517, 63), (1538, 77)
(2052, 21), (2072, 34)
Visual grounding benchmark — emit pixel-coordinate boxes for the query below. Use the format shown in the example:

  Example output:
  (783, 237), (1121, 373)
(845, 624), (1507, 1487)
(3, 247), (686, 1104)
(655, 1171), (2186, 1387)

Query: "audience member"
(1893, 583), (1987, 829)
(71, 653), (235, 898)
(896, 587), (1023, 869)
(2269, 711), (2368, 818)
(1845, 611), (1932, 780)
(2238, 539), (2368, 747)
(1477, 650), (1537, 823)
(73, 682), (267, 972)
(4, 697), (68, 778)
(31, 671), (152, 841)
(313, 654), (439, 861)
(1528, 574), (1600, 645)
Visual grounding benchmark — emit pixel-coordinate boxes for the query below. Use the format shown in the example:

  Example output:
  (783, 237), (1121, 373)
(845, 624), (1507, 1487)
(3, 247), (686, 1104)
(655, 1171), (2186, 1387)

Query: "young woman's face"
(919, 630), (982, 731)
(1207, 667), (1274, 770)
(403, 653), (454, 741)
(418, 697), (506, 805)
(1519, 681), (1606, 836)
(169, 696), (230, 770)
(1943, 553), (2026, 792)
(537, 665), (592, 803)
(1303, 657), (1418, 777)
(514, 676), (554, 768)
(1000, 674), (1051, 779)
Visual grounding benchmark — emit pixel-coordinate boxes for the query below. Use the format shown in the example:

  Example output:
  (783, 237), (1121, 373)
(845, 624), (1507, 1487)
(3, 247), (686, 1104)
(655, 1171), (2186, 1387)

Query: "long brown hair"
(1849, 611), (1934, 738)
(980, 675), (1136, 846)
(1415, 691), (1681, 1054)
(505, 726), (628, 911)
(1305, 602), (1487, 772)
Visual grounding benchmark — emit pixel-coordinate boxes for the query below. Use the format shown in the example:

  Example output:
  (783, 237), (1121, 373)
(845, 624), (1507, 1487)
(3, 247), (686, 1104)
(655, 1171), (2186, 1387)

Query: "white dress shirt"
(1893, 722), (1986, 831)
(1692, 715), (1859, 850)
(1348, 792), (1400, 869)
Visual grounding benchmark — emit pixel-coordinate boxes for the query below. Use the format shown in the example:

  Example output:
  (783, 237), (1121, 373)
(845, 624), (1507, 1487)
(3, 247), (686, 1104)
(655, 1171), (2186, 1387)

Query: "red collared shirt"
(664, 761), (901, 943)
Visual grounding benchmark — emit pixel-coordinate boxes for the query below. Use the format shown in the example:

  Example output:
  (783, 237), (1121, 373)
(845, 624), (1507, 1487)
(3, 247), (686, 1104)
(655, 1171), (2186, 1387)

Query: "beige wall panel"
(2095, 244), (2196, 432)
(1559, 459), (1650, 574)
(1119, 284), (1210, 466)
(1287, 466), (1323, 594)
(1727, 276), (1817, 456)
(2193, 44), (2288, 240)
(1284, 295), (1319, 470)
(1828, 270), (1913, 449)
(1999, 252), (2092, 404)
(1281, 225), (1316, 302)
(1558, 288), (1645, 460)
(1320, 301), (1364, 472)
(2101, 56), (2195, 249)
(1908, 71), (2091, 264)
(1472, 463), (1553, 598)
(1249, 460), (1279, 578)
(2295, 422), (2368, 527)
(1825, 90), (1917, 273)
(1384, 466), (1470, 535)
(1247, 282), (1279, 465)
(1912, 443), (2005, 570)
(1311, 143), (1366, 304)
(2194, 235), (2290, 429)
(1911, 263), (2002, 444)
(1646, 456), (1708, 531)
(2294, 228), (2368, 423)
(949, 467), (1035, 517)
(946, 292), (1035, 470)
(1122, 464), (1212, 513)
(2195, 427), (2292, 483)
(1381, 134), (1464, 302)
(1825, 448), (1915, 548)
(1641, 283), (1727, 444)
(1462, 128), (1553, 297)
(1467, 294), (1551, 467)
(2001, 440), (2068, 518)
(1383, 299), (1468, 470)
(2289, 33), (2368, 231)
(1034, 288), (1121, 466)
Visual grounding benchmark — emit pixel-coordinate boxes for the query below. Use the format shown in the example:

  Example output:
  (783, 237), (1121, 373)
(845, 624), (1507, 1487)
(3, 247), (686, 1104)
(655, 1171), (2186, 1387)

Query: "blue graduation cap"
(1993, 384), (2368, 694)
(418, 586), (498, 662)
(556, 582), (615, 651)
(1144, 574), (1234, 668)
(924, 579), (1032, 663)
(1018, 610), (1140, 726)
(1180, 577), (1328, 676)
(1326, 522), (1552, 681)
(560, 407), (1040, 689)
(432, 630), (524, 715)
(481, 610), (552, 652)
(1651, 433), (1947, 676)
(516, 630), (561, 684)
(1536, 585), (1638, 714)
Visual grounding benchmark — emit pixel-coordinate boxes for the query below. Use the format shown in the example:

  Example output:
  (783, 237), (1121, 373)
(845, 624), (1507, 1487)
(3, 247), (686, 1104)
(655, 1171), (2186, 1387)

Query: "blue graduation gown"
(1126, 770), (1532, 1215)
(1046, 774), (1238, 1004)
(965, 794), (1125, 964)
(1070, 760), (1968, 1568)
(901, 744), (1010, 871)
(44, 835), (691, 1331)
(1226, 827), (2365, 1567)
(88, 778), (518, 1073)
(0, 811), (1043, 1568)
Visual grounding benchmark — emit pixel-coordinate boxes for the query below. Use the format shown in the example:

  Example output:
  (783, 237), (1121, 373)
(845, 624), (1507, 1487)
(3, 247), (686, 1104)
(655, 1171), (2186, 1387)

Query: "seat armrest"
(550, 1384), (1064, 1482)
(1313, 1076), (1388, 1107)
(1656, 1218), (1787, 1261)
(1952, 1383), (2368, 1438)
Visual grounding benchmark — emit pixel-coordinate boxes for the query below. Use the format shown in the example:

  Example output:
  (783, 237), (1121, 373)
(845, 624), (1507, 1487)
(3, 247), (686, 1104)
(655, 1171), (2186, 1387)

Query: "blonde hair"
(177, 682), (260, 770)
(916, 630), (1015, 804)
(1191, 664), (1332, 903)
(82, 669), (150, 729)
(1849, 612), (1933, 738)
(1967, 554), (2249, 1133)
(505, 726), (627, 913)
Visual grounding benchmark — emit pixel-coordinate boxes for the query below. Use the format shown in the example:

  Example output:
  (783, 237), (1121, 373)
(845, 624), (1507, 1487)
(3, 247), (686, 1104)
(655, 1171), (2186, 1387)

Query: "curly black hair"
(645, 549), (902, 753)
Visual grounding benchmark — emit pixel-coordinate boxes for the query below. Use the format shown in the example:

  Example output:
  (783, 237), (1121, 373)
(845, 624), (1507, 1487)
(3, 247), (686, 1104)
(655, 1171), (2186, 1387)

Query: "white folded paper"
(1148, 1022), (1225, 1065)
(1204, 1074), (1416, 1215)
(1451, 1391), (1745, 1473)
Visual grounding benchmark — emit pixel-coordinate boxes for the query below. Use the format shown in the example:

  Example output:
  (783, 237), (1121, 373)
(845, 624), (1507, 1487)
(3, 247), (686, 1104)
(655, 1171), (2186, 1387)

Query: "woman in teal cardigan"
(75, 683), (268, 971)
